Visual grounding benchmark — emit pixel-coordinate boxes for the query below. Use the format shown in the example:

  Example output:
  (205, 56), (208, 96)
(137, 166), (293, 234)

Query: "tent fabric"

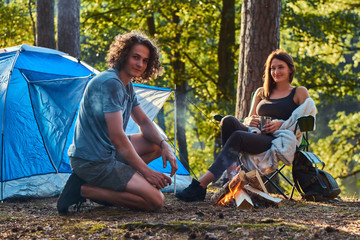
(127, 85), (189, 176)
(0, 44), (190, 200)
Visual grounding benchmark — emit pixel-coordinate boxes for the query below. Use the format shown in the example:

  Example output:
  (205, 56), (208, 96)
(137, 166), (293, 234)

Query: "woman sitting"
(175, 49), (316, 202)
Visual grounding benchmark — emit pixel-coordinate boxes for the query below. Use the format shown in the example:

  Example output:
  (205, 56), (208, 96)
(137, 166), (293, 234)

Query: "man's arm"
(105, 111), (171, 189)
(130, 105), (178, 177)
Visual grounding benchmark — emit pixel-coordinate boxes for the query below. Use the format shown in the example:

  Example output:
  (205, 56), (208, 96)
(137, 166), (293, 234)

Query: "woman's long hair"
(261, 49), (296, 99)
(107, 30), (163, 83)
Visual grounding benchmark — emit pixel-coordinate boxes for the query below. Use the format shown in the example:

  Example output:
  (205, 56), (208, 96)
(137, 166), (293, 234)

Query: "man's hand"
(143, 168), (172, 189)
(161, 141), (178, 177)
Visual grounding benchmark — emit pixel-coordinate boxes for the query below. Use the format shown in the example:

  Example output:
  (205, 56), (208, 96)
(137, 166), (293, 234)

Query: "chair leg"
(241, 155), (294, 200)
(290, 185), (295, 200)
(278, 171), (293, 186)
(264, 175), (288, 199)
(264, 165), (285, 185)
(264, 164), (298, 200)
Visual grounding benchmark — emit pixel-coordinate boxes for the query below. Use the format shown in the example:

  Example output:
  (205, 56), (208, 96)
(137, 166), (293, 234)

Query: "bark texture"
(57, 0), (80, 58)
(235, 0), (281, 119)
(172, 10), (189, 167)
(36, 0), (55, 48)
(217, 0), (235, 102)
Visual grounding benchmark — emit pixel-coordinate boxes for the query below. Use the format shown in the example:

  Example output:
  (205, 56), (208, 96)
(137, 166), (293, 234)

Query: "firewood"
(245, 170), (269, 194)
(233, 188), (253, 209)
(211, 170), (248, 205)
(211, 185), (229, 205)
(244, 185), (282, 207)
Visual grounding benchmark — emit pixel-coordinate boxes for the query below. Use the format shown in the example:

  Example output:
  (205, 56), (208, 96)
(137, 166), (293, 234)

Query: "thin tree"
(57, 0), (80, 58)
(172, 9), (189, 166)
(36, 0), (55, 49)
(214, 0), (236, 160)
(217, 0), (235, 104)
(147, 13), (167, 133)
(235, 0), (281, 119)
(234, 0), (281, 192)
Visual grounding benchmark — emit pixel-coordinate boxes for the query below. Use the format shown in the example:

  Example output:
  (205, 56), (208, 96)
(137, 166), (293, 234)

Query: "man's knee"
(147, 191), (165, 211)
(153, 144), (162, 158)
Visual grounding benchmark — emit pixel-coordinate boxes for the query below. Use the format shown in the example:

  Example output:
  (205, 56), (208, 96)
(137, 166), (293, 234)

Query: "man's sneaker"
(175, 178), (206, 202)
(57, 173), (86, 215)
(90, 199), (114, 207)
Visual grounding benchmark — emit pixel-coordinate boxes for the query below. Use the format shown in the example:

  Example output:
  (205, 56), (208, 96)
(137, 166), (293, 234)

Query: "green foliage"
(281, 0), (360, 105)
(1, 0), (359, 187)
(313, 98), (360, 140)
(0, 0), (34, 48)
(281, 0), (360, 196)
(80, 0), (241, 176)
(311, 112), (360, 196)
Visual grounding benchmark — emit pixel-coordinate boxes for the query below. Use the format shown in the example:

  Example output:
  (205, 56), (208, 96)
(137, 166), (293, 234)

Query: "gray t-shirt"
(68, 68), (140, 162)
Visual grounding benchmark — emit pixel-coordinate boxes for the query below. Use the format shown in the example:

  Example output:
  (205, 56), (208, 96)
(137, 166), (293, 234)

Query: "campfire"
(211, 170), (282, 209)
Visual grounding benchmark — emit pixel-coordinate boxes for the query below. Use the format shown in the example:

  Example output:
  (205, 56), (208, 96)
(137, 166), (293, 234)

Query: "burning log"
(210, 170), (248, 205)
(211, 169), (282, 208)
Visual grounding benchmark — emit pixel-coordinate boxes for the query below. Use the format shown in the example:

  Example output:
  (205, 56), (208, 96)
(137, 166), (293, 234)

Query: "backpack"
(292, 151), (341, 201)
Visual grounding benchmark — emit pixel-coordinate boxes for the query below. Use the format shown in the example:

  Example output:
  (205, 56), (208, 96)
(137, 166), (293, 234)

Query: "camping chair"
(263, 115), (315, 199)
(213, 114), (315, 200)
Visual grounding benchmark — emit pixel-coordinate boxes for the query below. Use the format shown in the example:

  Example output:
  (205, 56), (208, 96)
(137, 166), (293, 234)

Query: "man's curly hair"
(107, 30), (163, 83)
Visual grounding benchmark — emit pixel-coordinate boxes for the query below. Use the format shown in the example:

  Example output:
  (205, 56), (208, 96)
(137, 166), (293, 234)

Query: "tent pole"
(173, 86), (177, 194)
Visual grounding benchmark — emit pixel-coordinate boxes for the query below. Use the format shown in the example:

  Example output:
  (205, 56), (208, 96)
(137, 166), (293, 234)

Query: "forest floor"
(0, 187), (359, 240)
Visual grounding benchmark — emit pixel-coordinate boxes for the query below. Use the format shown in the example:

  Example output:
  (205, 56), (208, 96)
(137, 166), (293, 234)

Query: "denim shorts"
(70, 151), (136, 192)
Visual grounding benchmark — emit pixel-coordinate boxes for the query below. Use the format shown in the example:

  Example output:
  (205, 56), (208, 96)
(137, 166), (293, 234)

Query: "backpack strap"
(300, 151), (327, 189)
(301, 151), (324, 167)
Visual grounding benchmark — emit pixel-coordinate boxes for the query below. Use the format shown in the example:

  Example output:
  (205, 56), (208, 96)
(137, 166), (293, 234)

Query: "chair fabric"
(264, 115), (315, 199)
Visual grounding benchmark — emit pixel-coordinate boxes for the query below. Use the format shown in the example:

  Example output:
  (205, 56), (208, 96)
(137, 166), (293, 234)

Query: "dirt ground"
(0, 187), (359, 240)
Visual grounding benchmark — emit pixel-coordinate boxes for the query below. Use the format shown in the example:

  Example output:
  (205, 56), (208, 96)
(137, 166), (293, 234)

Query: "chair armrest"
(214, 114), (225, 122)
(297, 115), (315, 132)
(213, 114), (245, 123)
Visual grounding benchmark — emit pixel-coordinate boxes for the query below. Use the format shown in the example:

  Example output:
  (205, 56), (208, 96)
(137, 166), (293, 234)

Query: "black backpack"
(292, 151), (341, 201)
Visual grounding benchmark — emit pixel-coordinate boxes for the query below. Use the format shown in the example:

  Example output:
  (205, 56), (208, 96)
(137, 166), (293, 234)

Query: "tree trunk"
(147, 13), (156, 36)
(146, 13), (167, 133)
(214, 0), (236, 163)
(175, 80), (188, 168)
(36, 0), (55, 49)
(172, 10), (189, 168)
(235, 0), (281, 119)
(217, 0), (235, 104)
(57, 0), (80, 58)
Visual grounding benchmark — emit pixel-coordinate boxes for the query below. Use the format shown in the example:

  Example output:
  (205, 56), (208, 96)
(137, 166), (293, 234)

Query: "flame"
(217, 175), (244, 206)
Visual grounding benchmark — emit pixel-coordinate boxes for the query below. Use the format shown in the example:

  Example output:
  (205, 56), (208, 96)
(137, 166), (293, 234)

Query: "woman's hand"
(244, 115), (261, 128)
(262, 120), (284, 134)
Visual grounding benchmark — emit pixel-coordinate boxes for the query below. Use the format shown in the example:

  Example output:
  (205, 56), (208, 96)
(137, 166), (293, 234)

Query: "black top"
(256, 87), (299, 120)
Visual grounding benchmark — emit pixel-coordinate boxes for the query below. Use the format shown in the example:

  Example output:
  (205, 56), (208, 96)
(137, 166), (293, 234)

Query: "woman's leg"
(220, 116), (248, 146)
(175, 131), (275, 202)
(202, 131), (275, 186)
(196, 116), (249, 188)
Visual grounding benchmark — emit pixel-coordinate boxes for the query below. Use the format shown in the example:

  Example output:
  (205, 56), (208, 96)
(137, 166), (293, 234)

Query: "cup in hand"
(260, 116), (271, 133)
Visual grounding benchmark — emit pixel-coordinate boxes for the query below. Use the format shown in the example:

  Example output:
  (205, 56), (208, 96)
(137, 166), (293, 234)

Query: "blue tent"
(0, 44), (190, 200)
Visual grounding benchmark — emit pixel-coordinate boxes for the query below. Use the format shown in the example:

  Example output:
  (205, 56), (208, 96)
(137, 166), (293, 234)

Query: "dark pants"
(208, 116), (275, 180)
